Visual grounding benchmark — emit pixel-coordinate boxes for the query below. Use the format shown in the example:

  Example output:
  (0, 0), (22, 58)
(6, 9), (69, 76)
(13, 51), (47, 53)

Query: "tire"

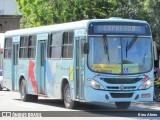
(20, 79), (31, 102)
(115, 102), (130, 109)
(63, 83), (77, 109)
(31, 95), (38, 102)
(154, 85), (160, 102)
(0, 84), (2, 91)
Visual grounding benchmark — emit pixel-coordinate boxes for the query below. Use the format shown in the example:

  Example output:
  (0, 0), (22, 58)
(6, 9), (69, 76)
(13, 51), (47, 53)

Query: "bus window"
(28, 35), (37, 59)
(50, 32), (62, 59)
(19, 36), (28, 58)
(4, 38), (12, 59)
(62, 31), (74, 58)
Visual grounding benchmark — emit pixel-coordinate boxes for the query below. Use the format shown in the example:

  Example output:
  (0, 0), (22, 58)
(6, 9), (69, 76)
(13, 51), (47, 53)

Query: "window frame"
(4, 38), (12, 59)
(49, 32), (63, 59)
(62, 31), (74, 59)
(19, 36), (28, 59)
(28, 35), (37, 59)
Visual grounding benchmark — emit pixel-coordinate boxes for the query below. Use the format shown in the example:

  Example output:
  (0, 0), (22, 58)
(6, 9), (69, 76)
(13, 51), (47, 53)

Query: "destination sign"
(94, 25), (146, 34)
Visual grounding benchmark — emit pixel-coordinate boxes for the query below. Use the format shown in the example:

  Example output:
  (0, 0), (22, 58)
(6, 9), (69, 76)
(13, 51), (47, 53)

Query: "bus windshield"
(88, 36), (152, 74)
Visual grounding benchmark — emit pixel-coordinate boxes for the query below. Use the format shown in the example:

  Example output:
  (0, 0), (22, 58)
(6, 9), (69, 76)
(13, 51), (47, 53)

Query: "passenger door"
(36, 33), (48, 94)
(40, 41), (46, 94)
(75, 36), (85, 99)
(13, 43), (19, 90)
(12, 36), (20, 90)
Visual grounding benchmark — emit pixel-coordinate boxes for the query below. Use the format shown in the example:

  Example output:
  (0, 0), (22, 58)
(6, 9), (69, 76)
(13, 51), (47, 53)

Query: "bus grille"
(110, 93), (133, 98)
(101, 78), (142, 84)
(107, 86), (136, 90)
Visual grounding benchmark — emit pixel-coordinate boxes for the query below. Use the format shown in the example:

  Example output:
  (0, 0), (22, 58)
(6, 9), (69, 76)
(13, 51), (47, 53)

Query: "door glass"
(41, 42), (46, 66)
(14, 44), (18, 65)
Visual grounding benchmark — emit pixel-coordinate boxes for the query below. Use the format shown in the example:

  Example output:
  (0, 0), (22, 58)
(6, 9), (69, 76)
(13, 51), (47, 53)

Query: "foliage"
(15, 0), (54, 28)
(15, 0), (160, 42)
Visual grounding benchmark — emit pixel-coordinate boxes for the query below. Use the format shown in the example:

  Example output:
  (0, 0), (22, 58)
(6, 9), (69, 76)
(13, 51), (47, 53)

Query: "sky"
(0, 33), (4, 48)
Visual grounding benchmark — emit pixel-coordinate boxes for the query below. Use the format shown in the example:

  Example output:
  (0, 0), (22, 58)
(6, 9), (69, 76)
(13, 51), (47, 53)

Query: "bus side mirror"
(84, 43), (89, 54)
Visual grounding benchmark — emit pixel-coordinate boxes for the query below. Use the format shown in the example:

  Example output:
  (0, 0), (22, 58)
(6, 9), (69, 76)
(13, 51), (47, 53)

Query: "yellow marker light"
(69, 66), (73, 80)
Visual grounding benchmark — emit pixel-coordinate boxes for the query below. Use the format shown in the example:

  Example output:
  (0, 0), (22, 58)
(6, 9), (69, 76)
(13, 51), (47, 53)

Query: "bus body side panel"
(3, 59), (12, 90)
(45, 59), (54, 97)
(45, 59), (74, 99)
(28, 59), (38, 95)
(19, 60), (37, 95)
(60, 60), (74, 99)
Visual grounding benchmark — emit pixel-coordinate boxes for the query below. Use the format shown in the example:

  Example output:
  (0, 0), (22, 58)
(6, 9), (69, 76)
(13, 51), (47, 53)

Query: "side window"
(4, 38), (12, 59)
(49, 32), (62, 58)
(19, 36), (28, 58)
(62, 31), (74, 58)
(28, 35), (37, 58)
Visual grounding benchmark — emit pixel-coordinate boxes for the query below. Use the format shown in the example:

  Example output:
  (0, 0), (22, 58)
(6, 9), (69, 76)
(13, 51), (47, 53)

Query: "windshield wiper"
(125, 35), (137, 58)
(103, 35), (110, 61)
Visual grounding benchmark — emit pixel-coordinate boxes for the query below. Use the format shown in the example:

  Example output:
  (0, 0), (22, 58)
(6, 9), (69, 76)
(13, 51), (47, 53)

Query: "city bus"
(3, 18), (154, 109)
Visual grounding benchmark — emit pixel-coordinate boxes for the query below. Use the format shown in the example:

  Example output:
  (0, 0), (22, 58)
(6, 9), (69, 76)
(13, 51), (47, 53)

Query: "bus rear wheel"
(31, 95), (38, 102)
(63, 83), (77, 109)
(0, 84), (2, 91)
(115, 102), (130, 109)
(20, 79), (31, 102)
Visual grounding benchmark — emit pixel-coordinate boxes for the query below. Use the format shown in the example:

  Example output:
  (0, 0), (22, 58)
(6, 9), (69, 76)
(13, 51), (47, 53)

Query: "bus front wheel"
(115, 102), (130, 109)
(63, 83), (77, 109)
(20, 79), (30, 102)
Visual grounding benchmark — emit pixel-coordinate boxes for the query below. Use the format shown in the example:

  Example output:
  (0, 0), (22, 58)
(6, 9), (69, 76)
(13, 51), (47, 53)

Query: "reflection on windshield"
(88, 36), (152, 74)
(125, 35), (137, 58)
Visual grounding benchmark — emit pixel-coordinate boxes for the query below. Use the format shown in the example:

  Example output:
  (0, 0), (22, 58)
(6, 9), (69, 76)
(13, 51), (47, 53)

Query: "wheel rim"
(64, 85), (71, 103)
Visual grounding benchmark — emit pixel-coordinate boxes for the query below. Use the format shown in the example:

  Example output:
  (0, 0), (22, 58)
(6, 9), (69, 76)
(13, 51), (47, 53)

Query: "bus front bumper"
(85, 86), (153, 103)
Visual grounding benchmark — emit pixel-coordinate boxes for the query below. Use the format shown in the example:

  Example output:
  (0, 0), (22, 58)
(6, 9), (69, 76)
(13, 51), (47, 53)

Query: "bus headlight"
(87, 79), (105, 90)
(139, 79), (152, 90)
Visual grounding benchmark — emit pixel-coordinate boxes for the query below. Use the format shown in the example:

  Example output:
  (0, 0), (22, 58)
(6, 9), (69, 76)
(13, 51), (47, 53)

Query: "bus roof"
(5, 18), (149, 37)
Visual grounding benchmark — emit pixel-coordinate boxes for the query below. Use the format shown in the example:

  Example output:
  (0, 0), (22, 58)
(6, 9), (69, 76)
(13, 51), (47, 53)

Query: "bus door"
(38, 40), (46, 94)
(75, 37), (85, 99)
(13, 43), (19, 90)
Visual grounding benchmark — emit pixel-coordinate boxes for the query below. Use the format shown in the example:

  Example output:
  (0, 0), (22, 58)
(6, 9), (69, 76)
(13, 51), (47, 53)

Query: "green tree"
(52, 0), (115, 23)
(15, 0), (54, 28)
(15, 0), (160, 42)
(144, 0), (160, 42)
(16, 0), (118, 27)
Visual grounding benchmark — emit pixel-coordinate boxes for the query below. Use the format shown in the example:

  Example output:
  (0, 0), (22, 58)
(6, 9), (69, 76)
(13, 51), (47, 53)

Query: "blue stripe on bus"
(45, 60), (54, 82)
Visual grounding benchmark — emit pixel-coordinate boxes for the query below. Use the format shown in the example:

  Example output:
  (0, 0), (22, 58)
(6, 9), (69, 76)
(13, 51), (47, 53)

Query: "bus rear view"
(84, 18), (153, 109)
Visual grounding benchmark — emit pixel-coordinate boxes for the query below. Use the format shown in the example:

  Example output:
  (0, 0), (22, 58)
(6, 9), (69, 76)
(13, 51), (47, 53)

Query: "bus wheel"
(154, 87), (160, 102)
(0, 84), (2, 91)
(115, 102), (130, 109)
(31, 95), (38, 102)
(20, 79), (30, 102)
(63, 83), (77, 109)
